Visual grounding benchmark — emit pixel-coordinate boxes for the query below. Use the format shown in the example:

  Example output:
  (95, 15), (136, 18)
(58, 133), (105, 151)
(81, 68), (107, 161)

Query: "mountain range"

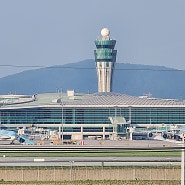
(0, 59), (185, 100)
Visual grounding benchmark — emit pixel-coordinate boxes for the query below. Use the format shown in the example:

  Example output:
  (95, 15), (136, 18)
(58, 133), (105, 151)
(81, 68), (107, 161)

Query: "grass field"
(0, 150), (181, 157)
(0, 180), (181, 185)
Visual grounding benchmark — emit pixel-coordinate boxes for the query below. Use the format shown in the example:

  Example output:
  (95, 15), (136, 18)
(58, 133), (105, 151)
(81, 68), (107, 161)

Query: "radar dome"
(101, 28), (110, 37)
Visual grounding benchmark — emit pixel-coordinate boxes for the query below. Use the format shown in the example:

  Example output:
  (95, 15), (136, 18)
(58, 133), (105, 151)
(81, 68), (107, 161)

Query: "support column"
(103, 126), (105, 140)
(59, 126), (61, 140)
(81, 126), (83, 140)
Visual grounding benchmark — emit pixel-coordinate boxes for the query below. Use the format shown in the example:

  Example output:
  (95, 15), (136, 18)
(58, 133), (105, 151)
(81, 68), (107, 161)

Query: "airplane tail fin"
(17, 135), (35, 145)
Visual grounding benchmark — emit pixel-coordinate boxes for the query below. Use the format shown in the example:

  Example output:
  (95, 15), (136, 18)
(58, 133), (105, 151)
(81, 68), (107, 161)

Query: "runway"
(0, 140), (183, 167)
(0, 156), (181, 167)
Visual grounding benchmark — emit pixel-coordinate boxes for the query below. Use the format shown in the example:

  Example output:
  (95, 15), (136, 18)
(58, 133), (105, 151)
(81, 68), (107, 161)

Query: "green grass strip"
(0, 150), (180, 157)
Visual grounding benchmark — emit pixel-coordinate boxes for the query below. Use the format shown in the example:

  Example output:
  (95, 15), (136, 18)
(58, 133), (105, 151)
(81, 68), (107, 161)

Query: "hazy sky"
(0, 0), (185, 77)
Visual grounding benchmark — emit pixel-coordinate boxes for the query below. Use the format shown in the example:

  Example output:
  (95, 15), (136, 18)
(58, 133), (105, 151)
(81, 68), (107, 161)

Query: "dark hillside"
(0, 59), (185, 99)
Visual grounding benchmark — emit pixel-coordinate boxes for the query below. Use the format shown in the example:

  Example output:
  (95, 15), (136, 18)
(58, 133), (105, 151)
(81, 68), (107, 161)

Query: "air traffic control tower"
(94, 28), (117, 92)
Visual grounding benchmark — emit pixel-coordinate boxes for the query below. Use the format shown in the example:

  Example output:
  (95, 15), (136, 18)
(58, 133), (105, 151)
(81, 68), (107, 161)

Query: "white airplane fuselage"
(0, 135), (16, 141)
(0, 130), (17, 143)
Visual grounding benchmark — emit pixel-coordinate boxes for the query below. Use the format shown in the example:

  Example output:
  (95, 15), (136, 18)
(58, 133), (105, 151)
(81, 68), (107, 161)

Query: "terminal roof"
(1, 92), (185, 109)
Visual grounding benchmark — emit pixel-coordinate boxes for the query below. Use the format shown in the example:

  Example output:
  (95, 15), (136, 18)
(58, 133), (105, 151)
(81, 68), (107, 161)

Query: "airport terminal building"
(1, 91), (185, 140)
(0, 28), (185, 140)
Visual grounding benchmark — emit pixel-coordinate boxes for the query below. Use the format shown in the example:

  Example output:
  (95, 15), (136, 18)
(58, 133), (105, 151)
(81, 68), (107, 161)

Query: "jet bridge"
(109, 116), (128, 140)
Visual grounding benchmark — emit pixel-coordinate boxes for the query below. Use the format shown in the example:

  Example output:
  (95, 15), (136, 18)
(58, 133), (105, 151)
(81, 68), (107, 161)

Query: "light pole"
(0, 111), (1, 130)
(59, 101), (64, 145)
(61, 102), (64, 145)
(128, 106), (132, 124)
(181, 134), (185, 185)
(112, 106), (118, 140)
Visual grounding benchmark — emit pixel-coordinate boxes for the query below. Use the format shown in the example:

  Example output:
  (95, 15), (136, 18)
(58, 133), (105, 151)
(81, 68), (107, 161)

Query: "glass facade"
(94, 49), (117, 61)
(94, 40), (117, 62)
(1, 106), (185, 133)
(95, 40), (116, 49)
(0, 107), (126, 125)
(131, 107), (185, 125)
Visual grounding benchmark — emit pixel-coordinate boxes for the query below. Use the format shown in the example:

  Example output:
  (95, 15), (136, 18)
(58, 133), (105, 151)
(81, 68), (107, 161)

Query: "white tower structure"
(94, 28), (117, 92)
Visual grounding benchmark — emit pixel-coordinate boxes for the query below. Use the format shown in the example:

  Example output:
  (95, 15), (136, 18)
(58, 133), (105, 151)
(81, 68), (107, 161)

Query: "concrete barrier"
(0, 167), (181, 181)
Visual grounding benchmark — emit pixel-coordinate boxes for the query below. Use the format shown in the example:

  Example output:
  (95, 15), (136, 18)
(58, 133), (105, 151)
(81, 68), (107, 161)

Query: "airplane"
(0, 129), (17, 144)
(0, 129), (34, 145)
